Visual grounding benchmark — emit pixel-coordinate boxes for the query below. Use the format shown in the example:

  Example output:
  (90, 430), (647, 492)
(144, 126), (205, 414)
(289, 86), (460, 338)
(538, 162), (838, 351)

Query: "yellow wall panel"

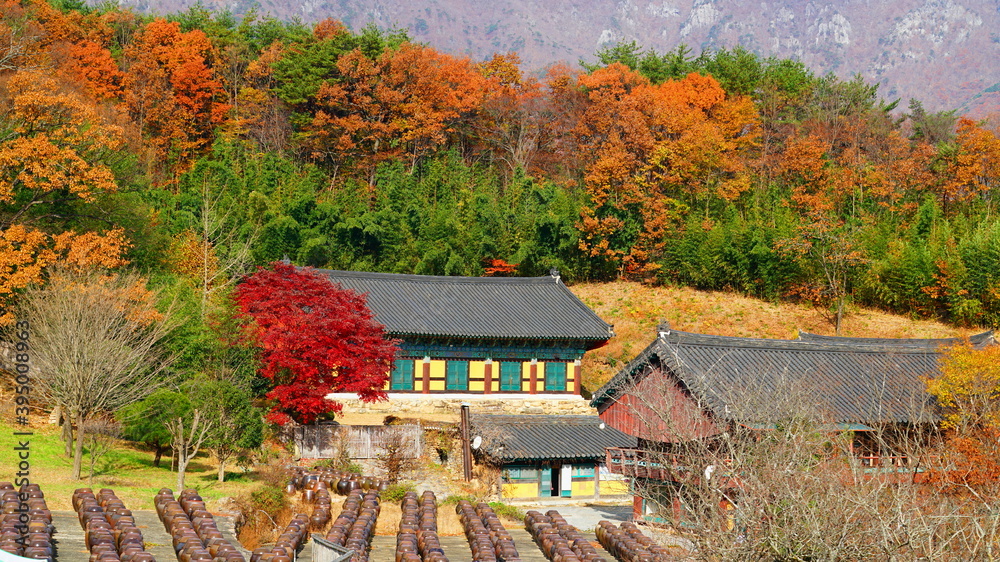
(521, 362), (531, 391)
(469, 380), (484, 391)
(429, 379), (445, 391)
(383, 379), (391, 391)
(469, 361), (485, 379)
(502, 483), (538, 499)
(571, 481), (595, 497)
(429, 360), (445, 379)
(537, 362), (546, 386)
(599, 480), (630, 496)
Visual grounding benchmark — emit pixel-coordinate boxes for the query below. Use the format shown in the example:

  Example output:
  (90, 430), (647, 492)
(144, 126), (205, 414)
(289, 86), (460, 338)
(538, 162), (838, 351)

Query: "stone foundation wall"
(336, 396), (598, 416)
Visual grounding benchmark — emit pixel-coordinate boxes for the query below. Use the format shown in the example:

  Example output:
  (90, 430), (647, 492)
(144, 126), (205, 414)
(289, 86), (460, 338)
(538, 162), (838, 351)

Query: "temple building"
(591, 327), (995, 523)
(317, 269), (613, 415)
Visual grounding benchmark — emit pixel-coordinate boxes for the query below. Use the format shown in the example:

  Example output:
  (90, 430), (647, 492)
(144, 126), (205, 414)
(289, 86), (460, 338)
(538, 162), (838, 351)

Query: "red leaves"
(233, 263), (399, 424)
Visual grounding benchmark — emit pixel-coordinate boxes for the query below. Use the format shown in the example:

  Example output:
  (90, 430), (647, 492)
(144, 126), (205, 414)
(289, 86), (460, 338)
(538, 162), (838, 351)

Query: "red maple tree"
(233, 263), (398, 424)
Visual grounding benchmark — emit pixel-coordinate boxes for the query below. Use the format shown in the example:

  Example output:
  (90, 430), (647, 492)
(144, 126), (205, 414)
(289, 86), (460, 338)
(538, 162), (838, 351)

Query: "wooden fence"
(294, 424), (423, 459)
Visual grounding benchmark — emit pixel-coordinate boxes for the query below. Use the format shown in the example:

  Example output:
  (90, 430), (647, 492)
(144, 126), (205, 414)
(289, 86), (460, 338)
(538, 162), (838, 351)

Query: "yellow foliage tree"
(926, 343), (1000, 431)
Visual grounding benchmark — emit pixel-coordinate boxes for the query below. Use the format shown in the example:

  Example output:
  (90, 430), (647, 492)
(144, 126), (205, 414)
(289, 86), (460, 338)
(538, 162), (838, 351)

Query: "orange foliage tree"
(938, 117), (1000, 213)
(473, 52), (548, 174)
(122, 19), (229, 180)
(307, 43), (484, 179)
(575, 66), (758, 276)
(0, 69), (129, 323)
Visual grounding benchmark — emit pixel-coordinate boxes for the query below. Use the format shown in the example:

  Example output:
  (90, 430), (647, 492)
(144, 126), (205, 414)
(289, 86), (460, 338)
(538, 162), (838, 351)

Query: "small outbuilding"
(470, 414), (635, 500)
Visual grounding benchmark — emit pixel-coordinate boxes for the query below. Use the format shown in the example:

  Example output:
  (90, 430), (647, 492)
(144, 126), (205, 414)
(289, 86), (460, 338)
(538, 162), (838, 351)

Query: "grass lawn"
(0, 418), (266, 511)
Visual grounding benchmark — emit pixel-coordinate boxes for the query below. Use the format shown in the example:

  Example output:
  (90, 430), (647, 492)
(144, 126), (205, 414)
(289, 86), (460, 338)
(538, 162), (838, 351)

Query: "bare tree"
(167, 408), (213, 491)
(17, 268), (177, 479)
(375, 431), (419, 484)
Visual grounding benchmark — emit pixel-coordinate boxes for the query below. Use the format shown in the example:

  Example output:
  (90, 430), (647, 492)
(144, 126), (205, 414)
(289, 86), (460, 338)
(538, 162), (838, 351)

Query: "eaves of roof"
(313, 269), (614, 344)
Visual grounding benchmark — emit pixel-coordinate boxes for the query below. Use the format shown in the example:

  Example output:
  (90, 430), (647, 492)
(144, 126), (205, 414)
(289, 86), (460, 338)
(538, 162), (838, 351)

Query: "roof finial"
(657, 320), (671, 338)
(281, 254), (291, 266)
(549, 268), (560, 282)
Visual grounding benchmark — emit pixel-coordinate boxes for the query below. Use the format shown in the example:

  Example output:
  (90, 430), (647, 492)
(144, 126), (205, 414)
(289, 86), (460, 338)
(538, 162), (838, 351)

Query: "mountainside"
(113, 0), (1000, 114)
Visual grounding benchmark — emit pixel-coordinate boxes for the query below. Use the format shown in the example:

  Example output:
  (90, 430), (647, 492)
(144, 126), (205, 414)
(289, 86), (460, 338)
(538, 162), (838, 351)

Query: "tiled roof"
(797, 331), (995, 349)
(313, 269), (613, 344)
(591, 330), (952, 425)
(470, 414), (636, 462)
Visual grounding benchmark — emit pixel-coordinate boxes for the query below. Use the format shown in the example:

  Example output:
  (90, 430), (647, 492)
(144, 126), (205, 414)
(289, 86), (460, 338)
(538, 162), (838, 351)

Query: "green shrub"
(382, 482), (416, 502)
(250, 485), (286, 513)
(488, 501), (525, 521)
(441, 493), (477, 505)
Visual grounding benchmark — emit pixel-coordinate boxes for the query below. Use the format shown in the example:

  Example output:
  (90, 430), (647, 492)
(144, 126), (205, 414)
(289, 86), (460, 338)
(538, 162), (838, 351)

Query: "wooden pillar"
(529, 359), (537, 395)
(460, 403), (472, 481)
(484, 359), (493, 395)
(594, 462), (601, 499)
(422, 356), (431, 394)
(573, 359), (582, 395)
(633, 494), (644, 521)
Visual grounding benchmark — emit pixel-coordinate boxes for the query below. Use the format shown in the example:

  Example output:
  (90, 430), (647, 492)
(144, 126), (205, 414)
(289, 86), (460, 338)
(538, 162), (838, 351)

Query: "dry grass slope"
(569, 281), (981, 393)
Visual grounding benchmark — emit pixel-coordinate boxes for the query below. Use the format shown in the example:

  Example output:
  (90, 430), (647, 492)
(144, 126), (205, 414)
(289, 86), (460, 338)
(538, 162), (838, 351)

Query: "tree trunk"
(218, 456), (226, 483)
(73, 411), (85, 480)
(153, 444), (164, 468)
(835, 296), (844, 336)
(89, 434), (97, 485)
(63, 408), (74, 457)
(177, 456), (187, 491)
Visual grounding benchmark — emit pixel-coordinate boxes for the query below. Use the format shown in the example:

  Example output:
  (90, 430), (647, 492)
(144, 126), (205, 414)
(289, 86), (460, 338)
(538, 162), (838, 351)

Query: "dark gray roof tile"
(470, 414), (636, 462)
(591, 330), (955, 425)
(314, 269), (613, 345)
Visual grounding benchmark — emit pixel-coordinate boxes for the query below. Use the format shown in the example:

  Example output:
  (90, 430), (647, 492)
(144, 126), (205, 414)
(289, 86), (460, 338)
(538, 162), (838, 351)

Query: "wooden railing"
(605, 447), (697, 480)
(607, 447), (925, 481)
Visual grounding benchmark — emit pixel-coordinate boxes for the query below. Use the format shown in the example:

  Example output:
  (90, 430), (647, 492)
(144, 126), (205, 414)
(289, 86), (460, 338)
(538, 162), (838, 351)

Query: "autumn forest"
(3, 0), (1000, 351)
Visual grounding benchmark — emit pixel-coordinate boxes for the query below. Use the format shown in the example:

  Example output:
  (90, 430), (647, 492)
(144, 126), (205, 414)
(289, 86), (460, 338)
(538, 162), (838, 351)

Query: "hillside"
(110, 0), (1000, 114)
(569, 282), (977, 393)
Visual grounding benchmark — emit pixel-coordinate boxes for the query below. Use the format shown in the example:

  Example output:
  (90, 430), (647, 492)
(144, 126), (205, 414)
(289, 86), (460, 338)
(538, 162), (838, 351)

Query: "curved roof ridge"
(660, 329), (947, 354)
(796, 330), (995, 349)
(313, 268), (561, 285)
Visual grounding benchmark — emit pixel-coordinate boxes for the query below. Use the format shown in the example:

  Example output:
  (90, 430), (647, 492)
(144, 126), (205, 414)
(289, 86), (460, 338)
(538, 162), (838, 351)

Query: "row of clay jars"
(456, 500), (498, 561)
(474, 502), (521, 562)
(305, 484), (332, 531)
(395, 492), (421, 562)
(154, 489), (214, 562)
(97, 489), (154, 562)
(176, 489), (245, 562)
(524, 511), (585, 562)
(343, 492), (380, 562)
(544, 511), (605, 562)
(415, 491), (448, 562)
(324, 489), (364, 546)
(599, 521), (671, 562)
(547, 512), (603, 562)
(286, 468), (389, 497)
(0, 482), (53, 560)
(73, 488), (154, 562)
(249, 513), (310, 562)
